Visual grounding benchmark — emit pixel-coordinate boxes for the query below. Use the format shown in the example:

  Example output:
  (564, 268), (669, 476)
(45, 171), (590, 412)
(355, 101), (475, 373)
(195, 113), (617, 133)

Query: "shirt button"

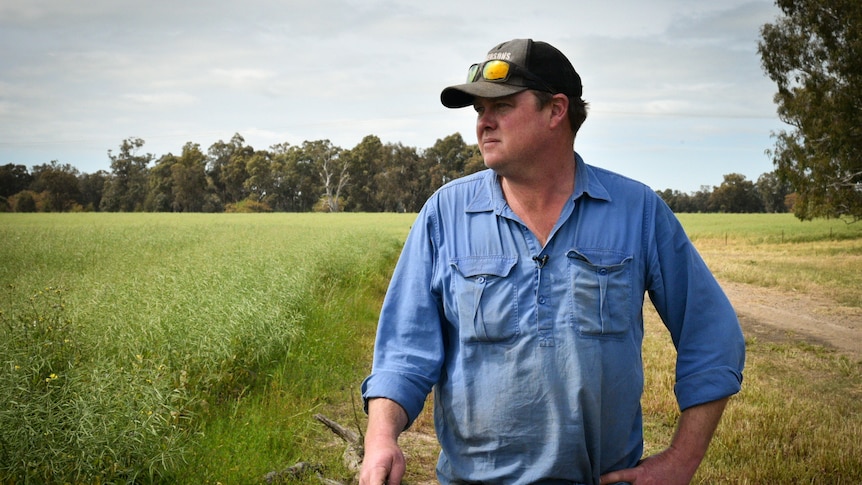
(538, 296), (546, 304)
(598, 268), (608, 275)
(476, 276), (486, 284)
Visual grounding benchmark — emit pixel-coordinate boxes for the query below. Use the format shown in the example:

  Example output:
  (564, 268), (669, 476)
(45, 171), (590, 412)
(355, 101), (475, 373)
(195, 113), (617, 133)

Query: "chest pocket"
(568, 249), (634, 339)
(450, 256), (519, 344)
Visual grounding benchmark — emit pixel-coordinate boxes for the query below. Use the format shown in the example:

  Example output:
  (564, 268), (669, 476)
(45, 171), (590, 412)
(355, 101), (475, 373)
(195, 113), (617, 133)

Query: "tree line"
(3, 1), (861, 219)
(1, 133), (482, 213)
(1, 132), (792, 215)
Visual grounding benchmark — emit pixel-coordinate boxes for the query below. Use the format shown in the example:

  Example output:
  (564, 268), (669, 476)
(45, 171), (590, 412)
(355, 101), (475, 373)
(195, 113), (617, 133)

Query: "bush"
(224, 198), (273, 213)
(9, 190), (40, 212)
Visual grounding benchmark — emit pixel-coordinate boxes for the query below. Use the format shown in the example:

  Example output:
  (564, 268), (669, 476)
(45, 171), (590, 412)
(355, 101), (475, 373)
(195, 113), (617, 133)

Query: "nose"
(476, 106), (496, 133)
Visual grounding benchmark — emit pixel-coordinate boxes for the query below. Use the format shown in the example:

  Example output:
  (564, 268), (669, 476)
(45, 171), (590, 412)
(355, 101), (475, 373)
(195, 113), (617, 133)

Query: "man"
(360, 39), (745, 485)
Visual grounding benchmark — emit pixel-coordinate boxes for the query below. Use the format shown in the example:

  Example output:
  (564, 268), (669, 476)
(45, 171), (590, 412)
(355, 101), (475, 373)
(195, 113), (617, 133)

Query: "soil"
(720, 280), (862, 361)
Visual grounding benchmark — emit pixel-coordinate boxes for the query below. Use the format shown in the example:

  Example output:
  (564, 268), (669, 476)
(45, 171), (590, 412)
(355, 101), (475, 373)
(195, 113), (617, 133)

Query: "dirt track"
(720, 280), (862, 361)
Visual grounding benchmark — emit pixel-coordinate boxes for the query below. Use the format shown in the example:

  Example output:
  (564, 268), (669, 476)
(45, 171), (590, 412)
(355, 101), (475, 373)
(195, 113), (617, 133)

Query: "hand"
(599, 449), (696, 485)
(359, 398), (410, 485)
(601, 397), (730, 484)
(358, 436), (405, 485)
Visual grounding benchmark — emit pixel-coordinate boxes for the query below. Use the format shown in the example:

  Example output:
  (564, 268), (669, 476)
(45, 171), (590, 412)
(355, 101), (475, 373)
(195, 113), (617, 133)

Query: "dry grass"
(678, 214), (862, 308)
(642, 304), (862, 483)
(695, 238), (862, 308)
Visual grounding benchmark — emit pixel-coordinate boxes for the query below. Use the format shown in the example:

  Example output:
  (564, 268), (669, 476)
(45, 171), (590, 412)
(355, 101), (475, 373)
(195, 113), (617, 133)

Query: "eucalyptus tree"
(30, 160), (81, 212)
(243, 150), (276, 206)
(0, 163), (33, 200)
(756, 171), (792, 213)
(423, 133), (480, 190)
(709, 173), (764, 213)
(303, 139), (348, 212)
(146, 153), (176, 212)
(270, 142), (318, 212)
(758, 0), (862, 220)
(101, 137), (153, 212)
(171, 142), (208, 212)
(343, 135), (385, 212)
(207, 133), (254, 205)
(374, 143), (424, 213)
(78, 170), (108, 212)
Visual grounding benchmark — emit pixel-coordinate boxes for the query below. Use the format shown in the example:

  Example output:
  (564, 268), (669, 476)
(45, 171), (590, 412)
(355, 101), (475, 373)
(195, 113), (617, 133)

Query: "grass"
(0, 212), (414, 483)
(1, 212), (860, 483)
(678, 213), (862, 244)
(641, 305), (862, 483)
(644, 213), (862, 483)
(678, 213), (862, 307)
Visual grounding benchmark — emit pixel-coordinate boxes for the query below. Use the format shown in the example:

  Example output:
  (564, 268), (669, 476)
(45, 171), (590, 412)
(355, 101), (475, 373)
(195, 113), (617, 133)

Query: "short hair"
(532, 91), (589, 136)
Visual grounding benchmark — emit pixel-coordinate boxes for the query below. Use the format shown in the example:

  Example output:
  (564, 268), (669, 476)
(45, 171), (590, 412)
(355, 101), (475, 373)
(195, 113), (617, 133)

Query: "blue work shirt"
(362, 153), (745, 485)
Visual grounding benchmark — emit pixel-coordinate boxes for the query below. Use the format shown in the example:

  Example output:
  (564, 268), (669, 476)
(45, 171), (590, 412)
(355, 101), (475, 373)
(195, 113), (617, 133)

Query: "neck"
(500, 148), (575, 201)
(499, 152), (575, 246)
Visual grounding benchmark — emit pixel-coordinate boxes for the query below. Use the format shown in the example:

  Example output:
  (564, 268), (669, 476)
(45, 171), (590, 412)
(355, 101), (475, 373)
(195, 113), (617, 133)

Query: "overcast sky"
(0, 0), (786, 193)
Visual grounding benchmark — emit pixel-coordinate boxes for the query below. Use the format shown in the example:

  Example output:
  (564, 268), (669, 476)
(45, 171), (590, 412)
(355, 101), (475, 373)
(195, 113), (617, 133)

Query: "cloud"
(120, 92), (199, 108)
(0, 0), (784, 192)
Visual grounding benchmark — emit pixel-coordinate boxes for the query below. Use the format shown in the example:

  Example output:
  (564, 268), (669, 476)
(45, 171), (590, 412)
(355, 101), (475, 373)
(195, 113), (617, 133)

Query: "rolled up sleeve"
(361, 205), (445, 427)
(646, 199), (745, 411)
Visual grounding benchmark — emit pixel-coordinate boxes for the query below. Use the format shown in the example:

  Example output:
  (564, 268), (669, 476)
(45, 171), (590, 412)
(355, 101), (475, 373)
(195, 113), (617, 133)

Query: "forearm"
(668, 397), (730, 475)
(360, 398), (409, 485)
(599, 396), (730, 485)
(365, 397), (409, 444)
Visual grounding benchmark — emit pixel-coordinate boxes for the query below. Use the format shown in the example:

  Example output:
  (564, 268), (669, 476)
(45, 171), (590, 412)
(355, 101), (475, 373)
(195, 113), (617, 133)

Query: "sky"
(0, 0), (788, 193)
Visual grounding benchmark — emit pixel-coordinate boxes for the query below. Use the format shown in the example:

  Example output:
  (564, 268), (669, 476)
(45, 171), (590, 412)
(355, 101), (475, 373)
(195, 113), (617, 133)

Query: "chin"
(484, 159), (511, 176)
(481, 152), (502, 168)
(482, 158), (501, 171)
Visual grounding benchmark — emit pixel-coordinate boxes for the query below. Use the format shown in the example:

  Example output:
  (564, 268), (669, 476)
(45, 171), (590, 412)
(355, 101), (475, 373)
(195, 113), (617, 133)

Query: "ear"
(548, 94), (569, 129)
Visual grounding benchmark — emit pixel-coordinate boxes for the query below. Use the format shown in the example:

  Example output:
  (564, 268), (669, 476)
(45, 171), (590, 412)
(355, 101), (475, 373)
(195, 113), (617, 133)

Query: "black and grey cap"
(441, 38), (583, 108)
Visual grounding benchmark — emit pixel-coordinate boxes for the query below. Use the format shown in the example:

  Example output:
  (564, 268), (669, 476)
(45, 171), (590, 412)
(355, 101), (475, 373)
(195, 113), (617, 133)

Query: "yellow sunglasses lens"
(467, 60), (514, 83)
(482, 60), (510, 81)
(466, 59), (554, 93)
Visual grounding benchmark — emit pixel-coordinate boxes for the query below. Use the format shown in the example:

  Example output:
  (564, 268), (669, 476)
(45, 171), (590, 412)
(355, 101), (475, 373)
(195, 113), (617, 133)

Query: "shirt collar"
(465, 152), (611, 214)
(465, 171), (504, 213)
(573, 152), (612, 202)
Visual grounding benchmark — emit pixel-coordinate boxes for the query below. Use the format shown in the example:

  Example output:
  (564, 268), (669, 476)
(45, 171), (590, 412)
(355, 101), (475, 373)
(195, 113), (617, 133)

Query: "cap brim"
(440, 82), (529, 108)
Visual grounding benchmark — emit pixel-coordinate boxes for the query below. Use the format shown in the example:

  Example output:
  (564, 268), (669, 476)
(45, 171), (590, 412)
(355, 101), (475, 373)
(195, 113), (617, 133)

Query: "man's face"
(473, 90), (551, 176)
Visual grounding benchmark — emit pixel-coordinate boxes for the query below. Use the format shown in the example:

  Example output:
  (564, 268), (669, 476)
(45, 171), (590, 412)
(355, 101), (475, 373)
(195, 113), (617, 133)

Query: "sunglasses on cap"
(466, 59), (554, 93)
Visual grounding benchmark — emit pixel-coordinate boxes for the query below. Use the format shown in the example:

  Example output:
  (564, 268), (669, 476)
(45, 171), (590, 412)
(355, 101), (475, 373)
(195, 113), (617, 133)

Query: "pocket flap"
(451, 255), (518, 278)
(567, 249), (632, 268)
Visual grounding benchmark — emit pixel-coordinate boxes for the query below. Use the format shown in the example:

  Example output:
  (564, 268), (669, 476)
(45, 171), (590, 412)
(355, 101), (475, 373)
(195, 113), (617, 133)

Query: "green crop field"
(0, 213), (414, 483)
(1, 213), (860, 484)
(678, 213), (862, 307)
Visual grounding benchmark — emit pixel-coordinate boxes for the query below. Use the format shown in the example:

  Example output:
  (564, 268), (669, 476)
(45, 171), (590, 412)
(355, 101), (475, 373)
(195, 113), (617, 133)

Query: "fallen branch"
(263, 414), (365, 484)
(314, 414), (363, 451)
(263, 462), (323, 484)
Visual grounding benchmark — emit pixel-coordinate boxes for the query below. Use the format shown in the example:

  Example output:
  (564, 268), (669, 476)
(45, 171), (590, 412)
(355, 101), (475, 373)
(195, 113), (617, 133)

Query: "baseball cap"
(441, 38), (583, 109)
